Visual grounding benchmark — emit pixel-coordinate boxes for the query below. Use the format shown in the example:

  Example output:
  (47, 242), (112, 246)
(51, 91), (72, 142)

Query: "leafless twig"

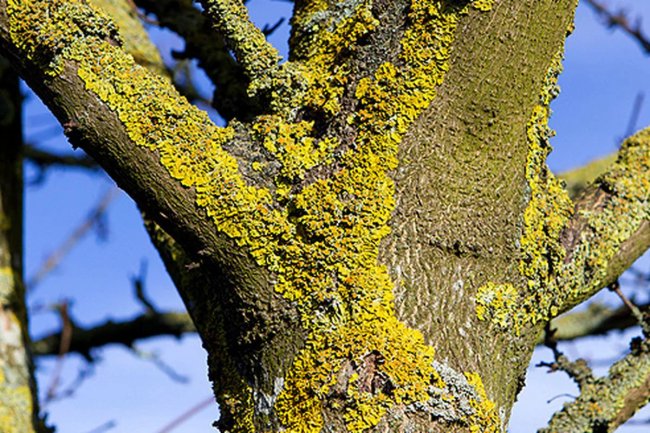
(27, 188), (118, 292)
(85, 420), (117, 433)
(43, 300), (73, 406)
(131, 347), (189, 383)
(132, 260), (157, 314)
(586, 0), (650, 54)
(154, 396), (215, 433)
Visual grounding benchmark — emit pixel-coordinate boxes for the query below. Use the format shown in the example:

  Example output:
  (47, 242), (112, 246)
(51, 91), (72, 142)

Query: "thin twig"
(127, 0), (159, 25)
(85, 420), (117, 433)
(609, 281), (644, 324)
(154, 396), (215, 433)
(132, 260), (157, 314)
(27, 188), (118, 291)
(131, 347), (189, 383)
(586, 0), (650, 54)
(623, 92), (644, 139)
(45, 365), (94, 402)
(43, 301), (73, 406)
(262, 17), (285, 36)
(538, 323), (595, 388)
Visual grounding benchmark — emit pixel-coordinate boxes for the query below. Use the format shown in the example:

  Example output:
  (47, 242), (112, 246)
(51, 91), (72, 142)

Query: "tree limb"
(539, 301), (646, 345)
(0, 0), (259, 279)
(557, 154), (616, 199)
(554, 127), (650, 316)
(132, 0), (260, 121)
(540, 334), (650, 432)
(89, 0), (168, 78)
(24, 144), (97, 170)
(32, 312), (196, 359)
(198, 0), (282, 84)
(585, 0), (650, 55)
(0, 6), (304, 427)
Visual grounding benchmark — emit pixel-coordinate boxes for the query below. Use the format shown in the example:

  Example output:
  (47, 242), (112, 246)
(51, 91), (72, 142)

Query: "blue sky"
(21, 1), (650, 432)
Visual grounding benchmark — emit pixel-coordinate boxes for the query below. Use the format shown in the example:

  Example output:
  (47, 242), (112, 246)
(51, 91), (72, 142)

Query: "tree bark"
(0, 56), (43, 432)
(2, 0), (650, 432)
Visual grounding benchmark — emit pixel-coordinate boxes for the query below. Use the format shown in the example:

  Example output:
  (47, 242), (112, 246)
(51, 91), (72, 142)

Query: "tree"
(1, 0), (650, 432)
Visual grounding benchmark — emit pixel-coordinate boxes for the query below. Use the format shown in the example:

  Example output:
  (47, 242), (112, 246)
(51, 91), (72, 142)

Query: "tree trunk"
(0, 56), (42, 433)
(3, 0), (650, 432)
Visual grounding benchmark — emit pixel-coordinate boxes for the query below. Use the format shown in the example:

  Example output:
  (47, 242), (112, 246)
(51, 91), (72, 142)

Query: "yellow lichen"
(88, 0), (167, 77)
(475, 39), (573, 332)
(475, 283), (518, 328)
(465, 373), (501, 433)
(477, 29), (650, 334)
(8, 0), (499, 431)
(0, 386), (33, 433)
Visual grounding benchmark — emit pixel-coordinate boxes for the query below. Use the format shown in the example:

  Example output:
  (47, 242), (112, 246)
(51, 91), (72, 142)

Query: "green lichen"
(8, 0), (500, 431)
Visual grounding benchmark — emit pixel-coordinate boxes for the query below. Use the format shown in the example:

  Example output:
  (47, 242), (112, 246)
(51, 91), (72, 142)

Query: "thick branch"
(557, 153), (616, 199)
(540, 337), (650, 432)
(32, 312), (195, 359)
(89, 0), (167, 78)
(199, 0), (281, 84)
(132, 0), (259, 121)
(539, 302), (646, 345)
(0, 3), (303, 406)
(0, 0), (249, 279)
(556, 127), (650, 314)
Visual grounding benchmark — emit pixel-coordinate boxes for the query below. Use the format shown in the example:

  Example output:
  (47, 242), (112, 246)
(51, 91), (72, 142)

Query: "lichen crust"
(0, 268), (34, 433)
(476, 29), (650, 334)
(475, 33), (574, 332)
(8, 0), (500, 431)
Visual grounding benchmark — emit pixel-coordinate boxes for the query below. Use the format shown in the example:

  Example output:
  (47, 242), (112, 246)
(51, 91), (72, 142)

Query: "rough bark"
(2, 0), (650, 432)
(0, 56), (44, 432)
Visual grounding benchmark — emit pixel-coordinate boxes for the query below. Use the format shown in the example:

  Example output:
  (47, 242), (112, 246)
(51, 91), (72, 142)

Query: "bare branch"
(27, 189), (118, 292)
(541, 301), (647, 345)
(24, 144), (97, 170)
(154, 396), (215, 433)
(540, 330), (650, 432)
(32, 312), (196, 359)
(133, 0), (260, 121)
(43, 364), (94, 403)
(130, 347), (189, 383)
(585, 0), (650, 55)
(85, 420), (117, 433)
(538, 323), (595, 388)
(43, 300), (73, 406)
(132, 260), (157, 314)
(262, 17), (285, 37)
